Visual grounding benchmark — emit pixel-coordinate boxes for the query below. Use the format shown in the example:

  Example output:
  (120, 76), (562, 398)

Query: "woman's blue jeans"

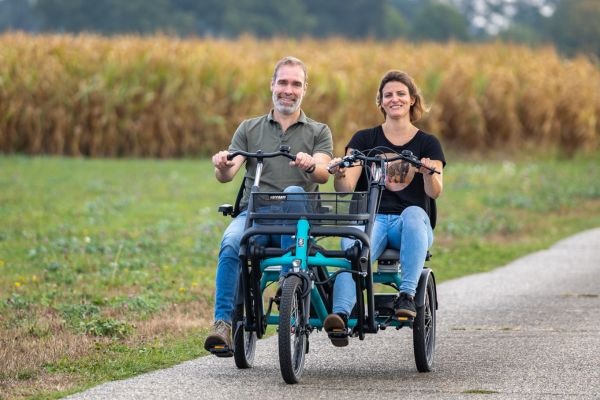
(213, 186), (306, 323)
(332, 206), (434, 316)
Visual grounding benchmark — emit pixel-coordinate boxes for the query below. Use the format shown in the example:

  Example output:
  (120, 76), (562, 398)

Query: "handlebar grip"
(327, 157), (355, 174)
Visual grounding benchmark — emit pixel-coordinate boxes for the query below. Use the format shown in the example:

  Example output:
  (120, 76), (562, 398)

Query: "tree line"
(0, 0), (598, 57)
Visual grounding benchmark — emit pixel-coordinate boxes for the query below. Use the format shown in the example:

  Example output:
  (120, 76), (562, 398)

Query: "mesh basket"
(249, 191), (369, 225)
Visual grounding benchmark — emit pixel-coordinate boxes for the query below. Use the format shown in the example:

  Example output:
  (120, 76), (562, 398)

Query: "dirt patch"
(0, 299), (212, 400)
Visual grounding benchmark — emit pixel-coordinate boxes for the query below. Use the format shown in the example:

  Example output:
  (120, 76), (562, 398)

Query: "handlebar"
(328, 149), (440, 175)
(227, 145), (297, 162)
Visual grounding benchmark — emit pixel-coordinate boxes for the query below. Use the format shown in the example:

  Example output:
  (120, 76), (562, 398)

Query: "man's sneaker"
(204, 320), (233, 357)
(323, 313), (349, 347)
(394, 292), (417, 318)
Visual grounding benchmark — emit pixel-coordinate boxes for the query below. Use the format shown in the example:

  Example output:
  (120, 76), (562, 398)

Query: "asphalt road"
(65, 228), (600, 400)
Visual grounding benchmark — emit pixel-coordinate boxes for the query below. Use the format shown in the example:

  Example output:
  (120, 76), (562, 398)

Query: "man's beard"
(273, 93), (302, 115)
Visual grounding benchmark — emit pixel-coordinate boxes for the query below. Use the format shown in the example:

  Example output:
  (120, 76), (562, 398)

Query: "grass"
(1, 154), (600, 399)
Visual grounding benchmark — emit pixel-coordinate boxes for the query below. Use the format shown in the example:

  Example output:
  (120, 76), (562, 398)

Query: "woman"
(325, 70), (446, 347)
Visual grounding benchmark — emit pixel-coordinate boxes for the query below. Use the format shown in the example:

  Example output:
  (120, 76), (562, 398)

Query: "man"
(204, 56), (333, 356)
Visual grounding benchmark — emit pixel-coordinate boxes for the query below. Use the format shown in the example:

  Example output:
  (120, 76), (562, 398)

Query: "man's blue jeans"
(332, 206), (434, 316)
(213, 186), (306, 323)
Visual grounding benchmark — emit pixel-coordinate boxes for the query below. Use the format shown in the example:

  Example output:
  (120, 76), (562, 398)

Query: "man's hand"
(212, 150), (234, 171)
(212, 150), (244, 183)
(290, 151), (316, 172)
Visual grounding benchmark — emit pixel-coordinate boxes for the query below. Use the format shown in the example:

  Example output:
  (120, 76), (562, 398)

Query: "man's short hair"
(272, 56), (308, 86)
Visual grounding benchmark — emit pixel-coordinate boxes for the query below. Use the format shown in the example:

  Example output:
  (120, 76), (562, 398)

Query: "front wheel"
(278, 275), (308, 384)
(232, 303), (257, 369)
(413, 274), (436, 372)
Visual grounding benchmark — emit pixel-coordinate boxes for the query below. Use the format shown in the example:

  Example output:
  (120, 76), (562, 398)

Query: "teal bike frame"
(260, 218), (355, 328)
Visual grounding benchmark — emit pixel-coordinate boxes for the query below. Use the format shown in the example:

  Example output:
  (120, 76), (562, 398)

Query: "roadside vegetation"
(1, 154), (599, 399)
(1, 34), (599, 158)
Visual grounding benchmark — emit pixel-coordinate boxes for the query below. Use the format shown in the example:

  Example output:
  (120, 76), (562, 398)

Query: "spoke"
(289, 293), (298, 356)
(292, 288), (305, 373)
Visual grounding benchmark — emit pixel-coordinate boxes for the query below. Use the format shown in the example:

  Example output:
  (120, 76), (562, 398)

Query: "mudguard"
(414, 268), (437, 309)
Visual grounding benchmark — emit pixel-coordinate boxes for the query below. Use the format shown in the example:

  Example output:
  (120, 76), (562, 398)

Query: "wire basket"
(249, 191), (369, 225)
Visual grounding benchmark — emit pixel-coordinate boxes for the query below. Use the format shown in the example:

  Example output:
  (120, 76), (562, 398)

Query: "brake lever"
(327, 155), (357, 174)
(399, 150), (440, 175)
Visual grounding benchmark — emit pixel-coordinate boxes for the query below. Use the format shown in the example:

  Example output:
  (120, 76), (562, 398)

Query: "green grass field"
(1, 154), (600, 399)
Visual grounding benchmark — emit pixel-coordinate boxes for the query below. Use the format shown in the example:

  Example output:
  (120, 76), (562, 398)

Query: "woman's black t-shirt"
(346, 126), (446, 228)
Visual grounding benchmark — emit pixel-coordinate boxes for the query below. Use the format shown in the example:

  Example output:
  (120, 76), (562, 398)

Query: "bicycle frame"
(221, 146), (439, 380)
(236, 148), (436, 339)
(238, 194), (372, 335)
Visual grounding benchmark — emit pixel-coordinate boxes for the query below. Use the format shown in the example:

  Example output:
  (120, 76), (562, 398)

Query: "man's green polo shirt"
(229, 110), (333, 210)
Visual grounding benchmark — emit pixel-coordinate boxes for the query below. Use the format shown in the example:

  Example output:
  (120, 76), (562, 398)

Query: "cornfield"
(1, 32), (598, 157)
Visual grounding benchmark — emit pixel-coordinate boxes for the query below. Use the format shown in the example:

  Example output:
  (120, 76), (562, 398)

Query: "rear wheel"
(413, 275), (436, 372)
(278, 275), (308, 384)
(233, 303), (257, 369)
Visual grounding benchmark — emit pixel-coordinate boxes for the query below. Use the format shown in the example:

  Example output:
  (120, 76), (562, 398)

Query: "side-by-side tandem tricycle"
(213, 145), (439, 384)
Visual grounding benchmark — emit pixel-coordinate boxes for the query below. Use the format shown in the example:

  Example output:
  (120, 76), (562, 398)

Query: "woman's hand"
(418, 157), (437, 175)
(420, 157), (444, 199)
(327, 157), (346, 178)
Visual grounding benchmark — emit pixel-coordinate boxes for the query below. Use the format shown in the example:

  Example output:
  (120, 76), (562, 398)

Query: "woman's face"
(381, 81), (413, 120)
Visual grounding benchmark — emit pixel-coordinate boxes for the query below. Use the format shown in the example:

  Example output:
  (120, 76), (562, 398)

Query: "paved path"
(65, 228), (600, 399)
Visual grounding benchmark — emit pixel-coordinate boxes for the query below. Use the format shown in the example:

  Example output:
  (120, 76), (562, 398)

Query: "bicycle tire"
(233, 303), (257, 369)
(278, 275), (308, 384)
(413, 275), (436, 372)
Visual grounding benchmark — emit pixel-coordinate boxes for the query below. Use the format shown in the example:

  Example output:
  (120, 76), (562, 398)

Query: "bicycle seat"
(377, 248), (432, 273)
(378, 248), (400, 265)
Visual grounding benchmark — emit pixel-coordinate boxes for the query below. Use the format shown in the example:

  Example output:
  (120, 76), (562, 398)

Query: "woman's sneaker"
(394, 292), (417, 318)
(323, 313), (349, 347)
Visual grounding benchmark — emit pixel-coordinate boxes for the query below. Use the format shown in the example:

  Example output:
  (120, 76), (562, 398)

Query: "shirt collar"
(268, 109), (307, 124)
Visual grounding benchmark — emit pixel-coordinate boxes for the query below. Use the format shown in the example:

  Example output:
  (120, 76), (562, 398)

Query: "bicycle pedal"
(327, 330), (349, 347)
(327, 329), (349, 338)
(394, 316), (413, 330)
(208, 345), (233, 358)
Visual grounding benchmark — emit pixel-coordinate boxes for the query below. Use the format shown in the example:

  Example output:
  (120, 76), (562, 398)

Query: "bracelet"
(305, 164), (316, 174)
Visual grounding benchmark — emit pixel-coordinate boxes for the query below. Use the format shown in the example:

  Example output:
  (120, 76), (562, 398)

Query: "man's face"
(271, 64), (306, 115)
